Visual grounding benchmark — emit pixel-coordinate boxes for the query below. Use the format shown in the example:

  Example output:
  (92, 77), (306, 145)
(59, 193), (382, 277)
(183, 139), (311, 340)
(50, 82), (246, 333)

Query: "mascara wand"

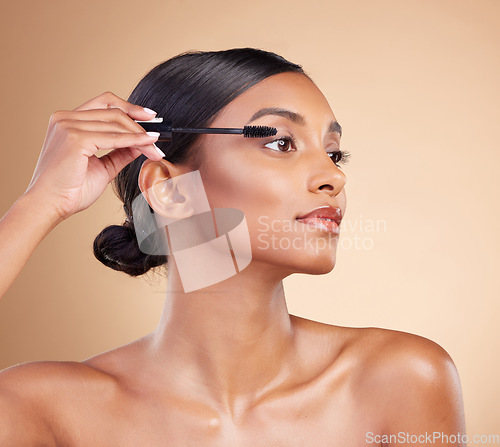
(135, 118), (277, 141)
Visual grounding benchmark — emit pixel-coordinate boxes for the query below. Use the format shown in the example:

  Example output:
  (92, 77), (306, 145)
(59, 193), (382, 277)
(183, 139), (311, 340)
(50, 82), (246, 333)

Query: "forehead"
(212, 72), (336, 126)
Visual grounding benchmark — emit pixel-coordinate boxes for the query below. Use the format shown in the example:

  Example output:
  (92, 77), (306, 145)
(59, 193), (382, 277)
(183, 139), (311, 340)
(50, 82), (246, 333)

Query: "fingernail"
(154, 144), (166, 158)
(143, 107), (157, 115)
(146, 131), (160, 138)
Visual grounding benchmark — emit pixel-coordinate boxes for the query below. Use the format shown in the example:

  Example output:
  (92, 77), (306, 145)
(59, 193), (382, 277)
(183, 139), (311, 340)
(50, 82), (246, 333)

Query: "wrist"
(17, 189), (66, 229)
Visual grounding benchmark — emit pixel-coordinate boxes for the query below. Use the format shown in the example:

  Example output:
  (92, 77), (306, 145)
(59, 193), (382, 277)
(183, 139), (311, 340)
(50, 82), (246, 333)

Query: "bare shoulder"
(293, 315), (454, 364)
(0, 358), (114, 385)
(343, 325), (458, 370)
(0, 360), (118, 446)
(325, 324), (466, 433)
(322, 324), (461, 390)
(347, 326), (461, 387)
(0, 359), (118, 400)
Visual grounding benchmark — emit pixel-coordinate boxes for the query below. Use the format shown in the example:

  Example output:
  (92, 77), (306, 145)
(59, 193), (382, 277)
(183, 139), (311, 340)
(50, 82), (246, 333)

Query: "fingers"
(65, 129), (163, 160)
(49, 108), (150, 134)
(72, 91), (157, 122)
(95, 146), (146, 182)
(49, 113), (165, 161)
(49, 92), (163, 161)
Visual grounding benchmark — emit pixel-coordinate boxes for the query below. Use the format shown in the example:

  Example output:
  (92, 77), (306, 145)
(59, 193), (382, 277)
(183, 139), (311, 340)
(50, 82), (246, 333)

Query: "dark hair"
(93, 47), (308, 277)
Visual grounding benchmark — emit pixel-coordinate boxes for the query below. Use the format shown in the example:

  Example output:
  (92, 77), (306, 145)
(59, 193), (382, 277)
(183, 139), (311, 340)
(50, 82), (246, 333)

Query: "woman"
(0, 48), (465, 446)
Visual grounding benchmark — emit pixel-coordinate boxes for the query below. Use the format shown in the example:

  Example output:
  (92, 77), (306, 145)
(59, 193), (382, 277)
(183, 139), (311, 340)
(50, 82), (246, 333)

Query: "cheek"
(198, 154), (296, 222)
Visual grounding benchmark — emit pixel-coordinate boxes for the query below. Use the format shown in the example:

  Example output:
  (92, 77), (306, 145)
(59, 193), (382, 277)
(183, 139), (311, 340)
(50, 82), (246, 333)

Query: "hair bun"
(93, 223), (166, 277)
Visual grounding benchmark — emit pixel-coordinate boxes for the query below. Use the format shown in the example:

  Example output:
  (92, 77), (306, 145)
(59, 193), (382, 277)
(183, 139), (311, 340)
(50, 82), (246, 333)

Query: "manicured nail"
(154, 144), (166, 158)
(143, 107), (157, 115)
(146, 131), (160, 138)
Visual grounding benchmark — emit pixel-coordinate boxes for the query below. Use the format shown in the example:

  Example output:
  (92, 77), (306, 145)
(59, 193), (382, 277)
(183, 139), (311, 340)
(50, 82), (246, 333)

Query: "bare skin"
(0, 75), (466, 446)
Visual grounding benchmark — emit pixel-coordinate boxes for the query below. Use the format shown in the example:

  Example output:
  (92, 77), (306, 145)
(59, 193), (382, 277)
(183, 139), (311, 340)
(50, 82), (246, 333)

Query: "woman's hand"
(24, 91), (164, 222)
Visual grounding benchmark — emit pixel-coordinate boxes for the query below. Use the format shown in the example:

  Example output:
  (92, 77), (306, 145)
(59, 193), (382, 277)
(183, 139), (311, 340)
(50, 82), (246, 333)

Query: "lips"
(296, 205), (342, 226)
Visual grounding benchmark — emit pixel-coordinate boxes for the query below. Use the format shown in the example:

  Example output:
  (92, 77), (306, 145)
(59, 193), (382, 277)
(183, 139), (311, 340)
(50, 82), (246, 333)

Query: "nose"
(306, 150), (347, 197)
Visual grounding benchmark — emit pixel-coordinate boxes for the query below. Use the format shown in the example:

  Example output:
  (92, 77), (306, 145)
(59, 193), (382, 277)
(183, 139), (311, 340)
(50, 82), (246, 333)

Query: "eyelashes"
(263, 135), (351, 167)
(329, 149), (351, 166)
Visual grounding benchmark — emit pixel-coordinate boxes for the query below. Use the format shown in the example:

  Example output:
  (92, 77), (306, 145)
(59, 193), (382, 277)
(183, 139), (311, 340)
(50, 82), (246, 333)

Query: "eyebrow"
(246, 107), (342, 137)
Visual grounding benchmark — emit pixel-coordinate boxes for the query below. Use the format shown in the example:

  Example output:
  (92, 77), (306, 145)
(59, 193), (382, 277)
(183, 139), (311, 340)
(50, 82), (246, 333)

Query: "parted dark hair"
(92, 47), (308, 277)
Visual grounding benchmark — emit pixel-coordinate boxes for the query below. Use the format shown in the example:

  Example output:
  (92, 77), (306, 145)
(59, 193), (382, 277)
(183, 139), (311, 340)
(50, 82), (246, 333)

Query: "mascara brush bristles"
(242, 126), (278, 138)
(135, 118), (277, 140)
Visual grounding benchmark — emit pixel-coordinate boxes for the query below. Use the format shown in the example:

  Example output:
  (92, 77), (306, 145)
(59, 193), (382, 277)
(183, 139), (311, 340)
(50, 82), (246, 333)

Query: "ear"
(138, 159), (196, 220)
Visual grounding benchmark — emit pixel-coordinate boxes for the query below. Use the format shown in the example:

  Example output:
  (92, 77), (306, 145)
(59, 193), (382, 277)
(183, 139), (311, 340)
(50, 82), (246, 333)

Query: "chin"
(298, 257), (337, 275)
(293, 239), (340, 275)
(251, 233), (340, 276)
(265, 251), (338, 276)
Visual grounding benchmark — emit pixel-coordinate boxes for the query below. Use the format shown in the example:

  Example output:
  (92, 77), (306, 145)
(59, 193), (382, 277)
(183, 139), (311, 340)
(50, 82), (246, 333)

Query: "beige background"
(0, 0), (498, 438)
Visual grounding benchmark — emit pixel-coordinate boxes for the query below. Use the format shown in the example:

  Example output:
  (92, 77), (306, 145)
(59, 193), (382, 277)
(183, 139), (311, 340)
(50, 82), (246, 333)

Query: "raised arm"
(0, 91), (163, 300)
(0, 190), (62, 298)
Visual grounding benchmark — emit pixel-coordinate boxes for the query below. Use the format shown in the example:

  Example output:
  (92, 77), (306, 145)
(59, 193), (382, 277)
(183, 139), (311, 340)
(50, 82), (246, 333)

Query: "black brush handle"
(138, 119), (173, 141)
(136, 119), (277, 140)
(172, 127), (243, 135)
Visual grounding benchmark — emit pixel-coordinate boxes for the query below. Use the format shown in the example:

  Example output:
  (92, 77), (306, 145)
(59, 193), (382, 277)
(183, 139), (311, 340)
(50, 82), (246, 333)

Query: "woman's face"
(190, 72), (347, 277)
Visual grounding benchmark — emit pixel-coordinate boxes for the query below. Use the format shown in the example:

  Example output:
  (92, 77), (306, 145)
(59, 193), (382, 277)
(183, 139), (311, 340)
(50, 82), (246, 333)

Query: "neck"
(149, 255), (297, 415)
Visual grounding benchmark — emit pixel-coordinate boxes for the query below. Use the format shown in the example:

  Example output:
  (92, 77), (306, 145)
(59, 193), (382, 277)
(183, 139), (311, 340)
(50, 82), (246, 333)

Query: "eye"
(263, 136), (297, 153)
(263, 136), (352, 167)
(327, 149), (351, 167)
